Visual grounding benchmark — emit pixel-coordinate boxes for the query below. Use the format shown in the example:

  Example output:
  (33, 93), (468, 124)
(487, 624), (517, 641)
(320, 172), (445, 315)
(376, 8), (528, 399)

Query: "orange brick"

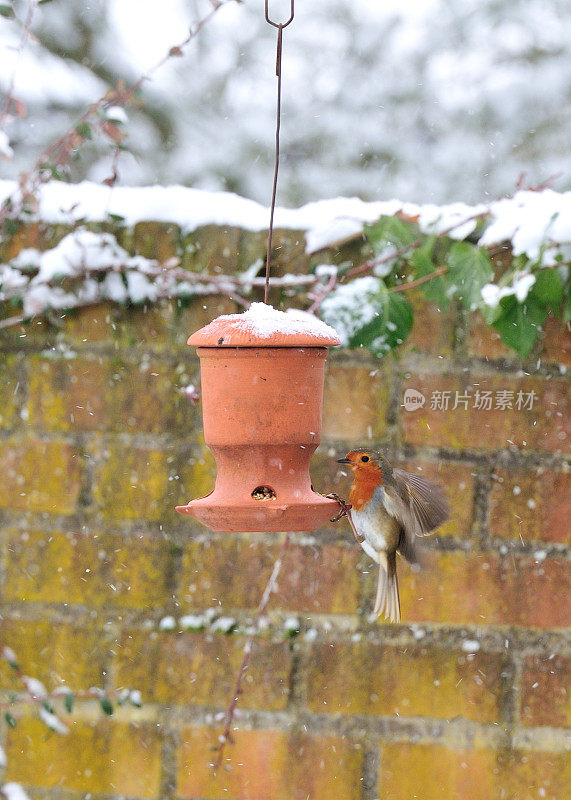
(116, 630), (291, 710)
(27, 355), (107, 432)
(92, 443), (174, 521)
(177, 726), (364, 800)
(0, 220), (42, 260)
(0, 354), (21, 428)
(3, 527), (104, 607)
(467, 311), (512, 360)
(6, 717), (161, 797)
(182, 224), (240, 273)
(403, 289), (455, 356)
(99, 301), (175, 348)
(59, 302), (123, 344)
(379, 743), (496, 800)
(171, 295), (238, 348)
(27, 355), (192, 435)
(401, 459), (475, 540)
(401, 372), (568, 452)
(398, 551), (569, 628)
(306, 641), (503, 723)
(98, 531), (175, 610)
(541, 313), (570, 368)
(490, 468), (570, 544)
(322, 362), (390, 440)
(0, 619), (107, 690)
(0, 439), (82, 513)
(178, 535), (361, 614)
(2, 527), (175, 610)
(133, 220), (181, 261)
(379, 743), (568, 800)
(520, 653), (570, 727)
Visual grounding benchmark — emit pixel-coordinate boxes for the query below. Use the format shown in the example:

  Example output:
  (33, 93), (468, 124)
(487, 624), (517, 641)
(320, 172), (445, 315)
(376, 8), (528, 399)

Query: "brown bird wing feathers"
(393, 469), (450, 535)
(383, 470), (450, 565)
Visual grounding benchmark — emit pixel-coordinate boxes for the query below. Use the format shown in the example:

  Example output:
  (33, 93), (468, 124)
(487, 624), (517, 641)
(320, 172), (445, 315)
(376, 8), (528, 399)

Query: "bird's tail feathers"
(374, 550), (400, 623)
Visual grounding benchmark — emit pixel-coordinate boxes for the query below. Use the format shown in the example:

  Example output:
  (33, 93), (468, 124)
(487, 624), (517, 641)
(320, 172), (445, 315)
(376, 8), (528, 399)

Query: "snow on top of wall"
(1, 181), (570, 264)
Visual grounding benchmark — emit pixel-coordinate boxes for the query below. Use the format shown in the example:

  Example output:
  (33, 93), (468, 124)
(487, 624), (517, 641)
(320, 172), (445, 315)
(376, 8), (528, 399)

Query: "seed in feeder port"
(252, 486), (277, 501)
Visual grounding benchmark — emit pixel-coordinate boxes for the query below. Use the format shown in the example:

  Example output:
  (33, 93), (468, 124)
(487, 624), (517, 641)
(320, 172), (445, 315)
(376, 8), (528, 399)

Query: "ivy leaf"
(365, 216), (418, 253)
(64, 692), (75, 714)
(447, 242), (493, 310)
(492, 294), (547, 357)
(348, 284), (413, 356)
(75, 121), (93, 140)
(384, 292), (414, 349)
(409, 237), (450, 309)
(531, 268), (563, 308)
(100, 696), (114, 716)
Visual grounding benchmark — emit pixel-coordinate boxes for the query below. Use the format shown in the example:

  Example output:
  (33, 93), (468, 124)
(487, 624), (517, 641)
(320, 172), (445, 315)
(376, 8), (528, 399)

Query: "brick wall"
(0, 221), (569, 800)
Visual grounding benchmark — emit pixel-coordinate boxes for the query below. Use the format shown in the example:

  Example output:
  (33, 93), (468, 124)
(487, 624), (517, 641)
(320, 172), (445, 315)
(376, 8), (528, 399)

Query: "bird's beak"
(336, 457), (351, 464)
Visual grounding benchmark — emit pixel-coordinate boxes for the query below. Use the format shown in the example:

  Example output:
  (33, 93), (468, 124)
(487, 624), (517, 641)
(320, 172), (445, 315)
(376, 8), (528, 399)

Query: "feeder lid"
(188, 302), (341, 347)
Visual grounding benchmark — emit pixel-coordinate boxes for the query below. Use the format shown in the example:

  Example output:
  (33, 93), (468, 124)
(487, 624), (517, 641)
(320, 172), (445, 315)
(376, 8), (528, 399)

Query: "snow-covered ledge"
(1, 180), (570, 259)
(1, 181), (569, 357)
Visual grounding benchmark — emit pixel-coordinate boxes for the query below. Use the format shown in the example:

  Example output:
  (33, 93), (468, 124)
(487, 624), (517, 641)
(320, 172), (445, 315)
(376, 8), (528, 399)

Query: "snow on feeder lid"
(187, 302), (341, 348)
(176, 303), (341, 532)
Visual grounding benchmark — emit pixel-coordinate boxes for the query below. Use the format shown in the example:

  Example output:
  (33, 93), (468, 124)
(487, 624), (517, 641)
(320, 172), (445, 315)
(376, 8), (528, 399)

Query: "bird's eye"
(361, 455), (370, 463)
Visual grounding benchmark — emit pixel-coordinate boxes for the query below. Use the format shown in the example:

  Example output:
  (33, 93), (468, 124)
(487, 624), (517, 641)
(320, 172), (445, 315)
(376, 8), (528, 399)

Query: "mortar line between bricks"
(145, 706), (571, 753)
(1, 601), (569, 653)
(360, 740), (381, 800)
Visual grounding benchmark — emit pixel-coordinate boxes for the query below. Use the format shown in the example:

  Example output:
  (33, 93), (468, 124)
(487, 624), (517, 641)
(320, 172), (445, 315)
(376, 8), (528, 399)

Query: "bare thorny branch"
(0, 0), (241, 221)
(0, 0), (37, 133)
(0, 643), (131, 731)
(213, 531), (290, 773)
(0, 205), (497, 331)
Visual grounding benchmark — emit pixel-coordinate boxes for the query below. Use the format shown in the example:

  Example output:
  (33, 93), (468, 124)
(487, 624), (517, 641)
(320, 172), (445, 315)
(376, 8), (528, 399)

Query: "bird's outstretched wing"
(393, 469), (450, 536)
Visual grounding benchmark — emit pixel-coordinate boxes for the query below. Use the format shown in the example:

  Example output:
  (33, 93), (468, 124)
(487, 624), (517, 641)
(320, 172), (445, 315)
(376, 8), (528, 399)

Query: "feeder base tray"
(175, 493), (340, 532)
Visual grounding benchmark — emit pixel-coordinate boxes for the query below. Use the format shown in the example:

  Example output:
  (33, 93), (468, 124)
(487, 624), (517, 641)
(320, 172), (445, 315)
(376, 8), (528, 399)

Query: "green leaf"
(531, 269), (563, 308)
(447, 242), (493, 310)
(492, 294), (548, 357)
(365, 216), (418, 253)
(409, 238), (450, 308)
(5, 712), (16, 728)
(75, 121), (92, 140)
(64, 692), (74, 714)
(348, 285), (413, 356)
(100, 696), (114, 716)
(0, 5), (15, 19)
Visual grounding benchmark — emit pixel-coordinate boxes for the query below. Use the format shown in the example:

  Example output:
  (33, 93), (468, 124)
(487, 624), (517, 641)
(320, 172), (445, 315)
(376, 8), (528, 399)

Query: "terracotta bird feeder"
(176, 303), (341, 532)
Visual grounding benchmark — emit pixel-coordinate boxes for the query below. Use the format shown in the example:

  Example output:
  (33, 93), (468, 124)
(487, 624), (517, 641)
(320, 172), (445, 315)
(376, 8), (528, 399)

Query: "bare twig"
(1, 0), (240, 221)
(306, 268), (338, 313)
(0, 314), (25, 330)
(390, 264), (448, 293)
(213, 531), (290, 772)
(0, 0), (36, 132)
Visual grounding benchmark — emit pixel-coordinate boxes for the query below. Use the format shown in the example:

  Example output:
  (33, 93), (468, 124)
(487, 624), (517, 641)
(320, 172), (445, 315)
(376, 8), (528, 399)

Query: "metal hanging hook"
(264, 0), (294, 29)
(263, 0), (295, 304)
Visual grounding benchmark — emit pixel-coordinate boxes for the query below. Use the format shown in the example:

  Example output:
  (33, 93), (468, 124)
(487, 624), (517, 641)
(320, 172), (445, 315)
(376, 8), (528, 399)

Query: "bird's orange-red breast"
(337, 449), (449, 623)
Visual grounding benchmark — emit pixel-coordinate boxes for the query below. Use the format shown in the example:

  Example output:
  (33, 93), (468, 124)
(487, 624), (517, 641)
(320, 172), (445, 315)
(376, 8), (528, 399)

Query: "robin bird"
(335, 449), (449, 623)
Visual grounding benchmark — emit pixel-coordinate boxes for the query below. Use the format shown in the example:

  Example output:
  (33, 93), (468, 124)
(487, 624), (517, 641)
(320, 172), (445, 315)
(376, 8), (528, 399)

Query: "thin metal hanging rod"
(264, 0), (295, 305)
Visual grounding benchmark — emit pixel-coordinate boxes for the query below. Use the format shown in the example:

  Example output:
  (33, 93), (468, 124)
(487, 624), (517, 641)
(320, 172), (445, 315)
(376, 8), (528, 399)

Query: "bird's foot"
(326, 493), (364, 543)
(326, 492), (349, 522)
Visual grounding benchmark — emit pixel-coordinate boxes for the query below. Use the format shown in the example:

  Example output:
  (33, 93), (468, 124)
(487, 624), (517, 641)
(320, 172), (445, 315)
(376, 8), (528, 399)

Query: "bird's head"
(337, 449), (392, 483)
